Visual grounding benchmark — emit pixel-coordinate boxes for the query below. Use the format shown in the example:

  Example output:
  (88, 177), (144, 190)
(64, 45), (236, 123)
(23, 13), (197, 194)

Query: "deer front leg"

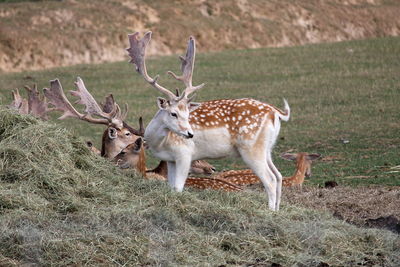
(173, 157), (192, 192)
(167, 161), (176, 188)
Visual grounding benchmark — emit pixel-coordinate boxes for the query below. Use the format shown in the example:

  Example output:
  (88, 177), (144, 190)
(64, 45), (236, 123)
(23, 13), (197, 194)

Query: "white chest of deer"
(128, 31), (289, 211)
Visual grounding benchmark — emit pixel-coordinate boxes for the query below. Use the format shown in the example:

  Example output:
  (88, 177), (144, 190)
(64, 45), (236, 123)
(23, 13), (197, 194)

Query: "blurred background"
(1, 0), (400, 73)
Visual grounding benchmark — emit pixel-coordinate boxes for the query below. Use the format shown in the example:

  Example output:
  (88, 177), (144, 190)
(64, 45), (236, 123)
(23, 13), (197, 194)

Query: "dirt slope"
(1, 0), (400, 72)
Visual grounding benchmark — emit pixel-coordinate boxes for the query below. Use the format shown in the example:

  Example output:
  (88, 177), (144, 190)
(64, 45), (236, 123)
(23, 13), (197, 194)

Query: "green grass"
(1, 36), (399, 187)
(0, 109), (399, 266)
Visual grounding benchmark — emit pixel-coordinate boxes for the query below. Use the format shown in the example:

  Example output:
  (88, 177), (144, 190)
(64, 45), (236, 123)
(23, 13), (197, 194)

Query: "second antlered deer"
(127, 32), (290, 211)
(43, 78), (144, 159)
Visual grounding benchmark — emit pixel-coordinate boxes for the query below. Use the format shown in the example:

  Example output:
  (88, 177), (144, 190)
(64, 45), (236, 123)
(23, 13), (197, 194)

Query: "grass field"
(1, 36), (399, 186)
(0, 36), (400, 266)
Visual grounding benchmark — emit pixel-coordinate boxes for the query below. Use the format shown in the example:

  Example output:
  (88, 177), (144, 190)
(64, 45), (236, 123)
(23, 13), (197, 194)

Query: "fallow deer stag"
(215, 152), (322, 188)
(43, 78), (144, 159)
(114, 137), (242, 192)
(127, 32), (290, 211)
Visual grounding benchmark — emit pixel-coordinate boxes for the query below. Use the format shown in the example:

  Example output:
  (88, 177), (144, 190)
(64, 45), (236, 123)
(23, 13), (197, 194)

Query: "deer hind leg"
(238, 147), (277, 211)
(266, 154), (283, 211)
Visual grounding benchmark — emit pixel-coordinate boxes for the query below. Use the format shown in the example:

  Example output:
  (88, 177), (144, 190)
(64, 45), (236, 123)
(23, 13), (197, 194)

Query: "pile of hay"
(0, 108), (399, 266)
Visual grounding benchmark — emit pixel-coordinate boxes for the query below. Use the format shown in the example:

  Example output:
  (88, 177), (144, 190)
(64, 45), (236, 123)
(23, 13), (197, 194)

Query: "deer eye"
(170, 112), (178, 118)
(125, 132), (131, 136)
(119, 151), (126, 155)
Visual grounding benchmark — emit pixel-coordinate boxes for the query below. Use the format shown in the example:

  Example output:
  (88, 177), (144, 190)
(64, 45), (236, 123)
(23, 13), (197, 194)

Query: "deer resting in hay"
(127, 32), (290, 211)
(215, 152), (321, 188)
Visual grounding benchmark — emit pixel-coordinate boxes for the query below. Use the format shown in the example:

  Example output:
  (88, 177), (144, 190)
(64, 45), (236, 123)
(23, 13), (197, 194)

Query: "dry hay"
(0, 108), (399, 266)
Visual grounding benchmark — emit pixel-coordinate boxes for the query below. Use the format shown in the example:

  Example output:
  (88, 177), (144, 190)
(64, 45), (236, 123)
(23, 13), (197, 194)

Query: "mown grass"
(0, 109), (399, 266)
(1, 36), (399, 187)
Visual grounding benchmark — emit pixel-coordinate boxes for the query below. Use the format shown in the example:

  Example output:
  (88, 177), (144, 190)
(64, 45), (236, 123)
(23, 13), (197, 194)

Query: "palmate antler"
(43, 78), (124, 129)
(127, 31), (204, 101)
(24, 84), (52, 120)
(8, 86), (52, 120)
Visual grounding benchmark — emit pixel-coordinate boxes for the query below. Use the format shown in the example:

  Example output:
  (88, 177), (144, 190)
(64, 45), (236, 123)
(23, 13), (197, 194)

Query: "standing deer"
(43, 78), (144, 159)
(114, 137), (242, 192)
(215, 152), (322, 188)
(127, 32), (290, 211)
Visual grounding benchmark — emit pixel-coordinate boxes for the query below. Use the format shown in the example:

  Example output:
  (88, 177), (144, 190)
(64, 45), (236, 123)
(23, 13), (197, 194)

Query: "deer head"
(281, 152), (321, 178)
(113, 137), (146, 174)
(127, 31), (204, 139)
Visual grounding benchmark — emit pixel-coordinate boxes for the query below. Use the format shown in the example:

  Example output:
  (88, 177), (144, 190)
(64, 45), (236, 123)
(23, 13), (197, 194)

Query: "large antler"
(43, 78), (123, 128)
(24, 84), (52, 120)
(127, 31), (180, 100)
(167, 36), (205, 98)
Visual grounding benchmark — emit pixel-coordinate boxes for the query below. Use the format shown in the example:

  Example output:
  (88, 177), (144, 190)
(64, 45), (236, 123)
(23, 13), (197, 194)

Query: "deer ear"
(108, 127), (117, 139)
(306, 153), (322, 161)
(133, 138), (143, 152)
(189, 102), (201, 112)
(280, 153), (297, 161)
(157, 97), (169, 109)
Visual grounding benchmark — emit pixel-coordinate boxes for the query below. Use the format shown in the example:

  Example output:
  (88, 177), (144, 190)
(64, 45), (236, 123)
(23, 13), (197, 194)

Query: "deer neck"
(144, 111), (170, 148)
(144, 110), (191, 160)
(287, 158), (308, 184)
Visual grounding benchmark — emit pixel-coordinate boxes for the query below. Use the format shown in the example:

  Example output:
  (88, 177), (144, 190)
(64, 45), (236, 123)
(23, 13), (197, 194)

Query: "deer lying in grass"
(8, 85), (52, 120)
(114, 138), (242, 192)
(127, 32), (289, 211)
(43, 78), (144, 159)
(215, 152), (322, 188)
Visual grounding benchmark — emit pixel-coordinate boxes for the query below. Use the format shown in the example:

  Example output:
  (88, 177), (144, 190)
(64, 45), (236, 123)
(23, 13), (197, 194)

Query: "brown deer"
(280, 152), (321, 187)
(127, 32), (289, 211)
(113, 138), (242, 192)
(216, 152), (322, 188)
(43, 78), (144, 159)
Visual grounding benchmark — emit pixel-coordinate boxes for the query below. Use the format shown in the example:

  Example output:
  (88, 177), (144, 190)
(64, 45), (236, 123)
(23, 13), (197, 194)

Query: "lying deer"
(215, 152), (322, 188)
(128, 32), (289, 211)
(114, 138), (242, 192)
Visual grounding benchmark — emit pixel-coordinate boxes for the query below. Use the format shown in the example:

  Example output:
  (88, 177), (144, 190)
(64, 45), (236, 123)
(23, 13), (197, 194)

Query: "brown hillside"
(1, 0), (399, 72)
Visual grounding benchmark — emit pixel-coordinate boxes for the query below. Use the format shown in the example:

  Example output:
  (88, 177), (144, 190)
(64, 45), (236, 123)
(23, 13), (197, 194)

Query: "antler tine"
(167, 36), (205, 98)
(102, 94), (116, 113)
(138, 116), (145, 136)
(127, 32), (176, 100)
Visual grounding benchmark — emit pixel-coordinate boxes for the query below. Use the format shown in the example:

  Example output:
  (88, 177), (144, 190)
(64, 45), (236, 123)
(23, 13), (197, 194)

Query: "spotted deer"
(43, 78), (144, 159)
(127, 32), (290, 211)
(114, 138), (242, 192)
(215, 152), (322, 188)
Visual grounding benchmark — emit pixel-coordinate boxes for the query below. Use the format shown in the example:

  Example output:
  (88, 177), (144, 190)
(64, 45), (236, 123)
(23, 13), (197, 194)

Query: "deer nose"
(187, 132), (194, 138)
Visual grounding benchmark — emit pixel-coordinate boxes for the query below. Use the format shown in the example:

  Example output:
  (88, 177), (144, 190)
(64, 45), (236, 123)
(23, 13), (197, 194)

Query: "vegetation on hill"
(1, 0), (400, 72)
